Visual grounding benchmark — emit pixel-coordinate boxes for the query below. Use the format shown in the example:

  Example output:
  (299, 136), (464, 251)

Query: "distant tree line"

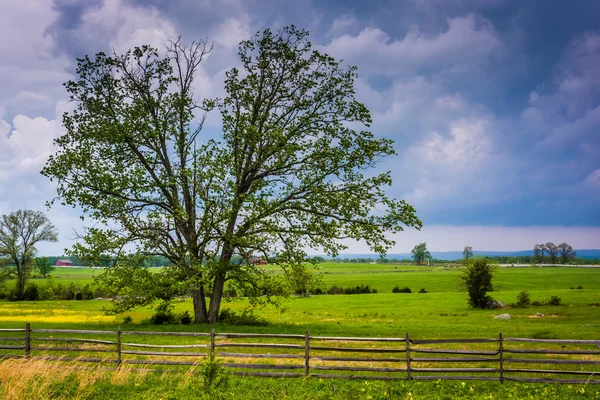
(533, 242), (576, 264)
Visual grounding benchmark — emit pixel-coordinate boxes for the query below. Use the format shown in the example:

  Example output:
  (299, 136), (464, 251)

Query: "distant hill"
(316, 249), (600, 261)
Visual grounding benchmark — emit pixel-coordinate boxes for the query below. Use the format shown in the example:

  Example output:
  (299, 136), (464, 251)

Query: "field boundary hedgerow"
(1, 324), (599, 385)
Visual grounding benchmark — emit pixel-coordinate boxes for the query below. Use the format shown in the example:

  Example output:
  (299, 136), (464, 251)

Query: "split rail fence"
(1, 324), (599, 384)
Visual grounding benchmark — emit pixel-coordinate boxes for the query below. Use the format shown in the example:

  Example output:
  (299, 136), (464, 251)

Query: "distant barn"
(250, 256), (268, 265)
(56, 259), (74, 266)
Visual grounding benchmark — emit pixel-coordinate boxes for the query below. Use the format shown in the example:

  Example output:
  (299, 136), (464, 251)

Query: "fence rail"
(1, 324), (599, 384)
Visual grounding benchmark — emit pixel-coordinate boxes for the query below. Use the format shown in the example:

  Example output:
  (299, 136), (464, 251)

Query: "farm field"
(1, 263), (599, 338)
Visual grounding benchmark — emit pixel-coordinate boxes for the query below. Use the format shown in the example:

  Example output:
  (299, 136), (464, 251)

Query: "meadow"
(1, 262), (599, 399)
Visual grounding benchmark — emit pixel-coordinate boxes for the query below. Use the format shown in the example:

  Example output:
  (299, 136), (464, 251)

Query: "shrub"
(39, 286), (55, 300)
(418, 288), (427, 293)
(201, 353), (229, 392)
(392, 286), (412, 293)
(150, 302), (177, 325)
(218, 308), (268, 326)
(326, 284), (377, 295)
(460, 259), (495, 309)
(516, 291), (531, 307)
(122, 315), (133, 324)
(82, 284), (94, 300)
(531, 300), (543, 307)
(577, 285), (583, 290)
(547, 296), (562, 306)
(179, 310), (193, 325)
(74, 292), (84, 301)
(23, 283), (39, 301)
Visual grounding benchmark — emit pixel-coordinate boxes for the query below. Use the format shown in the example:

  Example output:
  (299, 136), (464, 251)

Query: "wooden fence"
(1, 324), (599, 384)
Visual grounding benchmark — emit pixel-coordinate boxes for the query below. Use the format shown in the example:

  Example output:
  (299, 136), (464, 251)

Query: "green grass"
(1, 264), (598, 339)
(1, 263), (599, 398)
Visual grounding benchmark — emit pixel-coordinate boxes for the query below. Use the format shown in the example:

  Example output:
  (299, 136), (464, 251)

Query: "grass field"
(1, 262), (599, 399)
(4, 263), (598, 338)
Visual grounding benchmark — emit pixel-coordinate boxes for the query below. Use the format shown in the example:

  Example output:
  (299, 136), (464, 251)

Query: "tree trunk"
(192, 288), (209, 324)
(208, 274), (226, 323)
(16, 262), (25, 300)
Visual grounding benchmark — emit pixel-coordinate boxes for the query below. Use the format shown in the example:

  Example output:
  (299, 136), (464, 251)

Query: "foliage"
(547, 295), (562, 306)
(557, 242), (576, 264)
(179, 310), (193, 325)
(0, 210), (58, 299)
(462, 246), (473, 263)
(42, 27), (421, 324)
(149, 301), (178, 325)
(217, 308), (269, 326)
(326, 284), (377, 295)
(418, 288), (428, 293)
(34, 257), (55, 277)
(546, 242), (559, 264)
(459, 259), (495, 308)
(411, 243), (431, 265)
(392, 285), (412, 293)
(516, 291), (531, 307)
(200, 354), (229, 393)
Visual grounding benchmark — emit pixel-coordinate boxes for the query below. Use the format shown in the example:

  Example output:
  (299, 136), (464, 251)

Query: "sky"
(0, 0), (599, 255)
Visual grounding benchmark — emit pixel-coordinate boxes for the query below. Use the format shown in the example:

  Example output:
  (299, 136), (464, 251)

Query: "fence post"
(116, 325), (121, 367)
(499, 332), (504, 384)
(406, 332), (411, 381)
(304, 330), (310, 377)
(210, 328), (215, 357)
(25, 323), (31, 357)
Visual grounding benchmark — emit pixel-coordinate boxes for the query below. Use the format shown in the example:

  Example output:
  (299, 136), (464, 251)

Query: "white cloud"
(585, 169), (600, 187)
(322, 13), (502, 76)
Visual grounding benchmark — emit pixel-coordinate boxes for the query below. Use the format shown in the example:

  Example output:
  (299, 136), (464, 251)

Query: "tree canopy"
(411, 242), (431, 265)
(462, 246), (473, 263)
(42, 26), (421, 323)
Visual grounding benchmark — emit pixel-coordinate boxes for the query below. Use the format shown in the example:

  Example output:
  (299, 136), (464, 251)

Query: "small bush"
(179, 310), (193, 325)
(201, 353), (229, 392)
(531, 300), (543, 307)
(122, 315), (133, 324)
(418, 288), (427, 293)
(325, 284), (377, 295)
(218, 308), (268, 326)
(547, 296), (562, 306)
(150, 302), (177, 325)
(516, 291), (531, 307)
(39, 286), (55, 300)
(577, 285), (583, 290)
(74, 292), (84, 301)
(23, 283), (39, 301)
(392, 286), (412, 293)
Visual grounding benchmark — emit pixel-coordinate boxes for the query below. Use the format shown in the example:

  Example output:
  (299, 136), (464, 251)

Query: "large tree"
(557, 242), (576, 264)
(42, 27), (421, 323)
(546, 242), (558, 265)
(533, 243), (547, 264)
(411, 242), (431, 265)
(0, 210), (58, 299)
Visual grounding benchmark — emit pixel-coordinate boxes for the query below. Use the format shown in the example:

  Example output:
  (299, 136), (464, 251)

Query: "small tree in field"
(411, 243), (431, 265)
(462, 246), (473, 263)
(460, 259), (495, 308)
(35, 257), (55, 277)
